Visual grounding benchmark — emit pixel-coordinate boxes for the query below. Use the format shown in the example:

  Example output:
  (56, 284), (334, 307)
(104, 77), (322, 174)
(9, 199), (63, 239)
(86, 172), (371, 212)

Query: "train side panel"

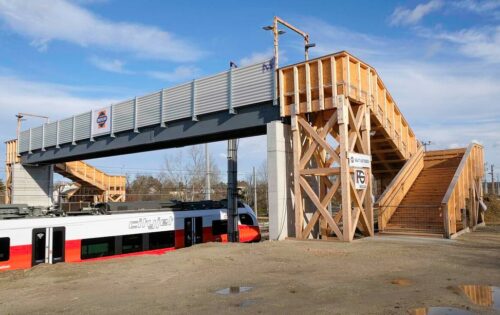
(0, 205), (261, 271)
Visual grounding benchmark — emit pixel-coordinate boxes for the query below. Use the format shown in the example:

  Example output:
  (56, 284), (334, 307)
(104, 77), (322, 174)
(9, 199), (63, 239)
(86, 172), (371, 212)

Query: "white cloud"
(89, 56), (133, 74)
(239, 50), (273, 67)
(390, 0), (444, 26)
(0, 73), (120, 137)
(419, 26), (500, 63)
(377, 60), (500, 166)
(0, 0), (204, 61)
(146, 66), (200, 82)
(297, 17), (388, 59)
(452, 0), (500, 18)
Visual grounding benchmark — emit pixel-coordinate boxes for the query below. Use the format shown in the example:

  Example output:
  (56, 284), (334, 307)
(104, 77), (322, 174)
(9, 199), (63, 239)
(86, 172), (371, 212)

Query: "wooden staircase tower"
(278, 51), (485, 241)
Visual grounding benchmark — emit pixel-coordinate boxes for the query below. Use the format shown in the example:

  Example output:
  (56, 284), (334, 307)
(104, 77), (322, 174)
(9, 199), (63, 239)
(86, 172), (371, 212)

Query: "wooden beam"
(300, 167), (340, 176)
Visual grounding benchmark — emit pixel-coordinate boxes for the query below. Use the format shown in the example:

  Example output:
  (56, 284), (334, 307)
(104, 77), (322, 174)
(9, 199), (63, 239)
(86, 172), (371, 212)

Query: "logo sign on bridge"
(348, 152), (371, 168)
(92, 106), (111, 136)
(354, 168), (368, 190)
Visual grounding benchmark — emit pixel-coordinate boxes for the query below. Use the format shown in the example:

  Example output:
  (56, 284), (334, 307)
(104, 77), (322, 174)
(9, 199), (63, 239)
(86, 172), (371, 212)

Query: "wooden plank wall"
(279, 51), (418, 160)
(441, 143), (484, 237)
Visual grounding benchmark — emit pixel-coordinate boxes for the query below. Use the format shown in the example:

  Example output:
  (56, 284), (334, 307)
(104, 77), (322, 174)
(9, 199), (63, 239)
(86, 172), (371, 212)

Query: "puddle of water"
(408, 307), (474, 315)
(216, 286), (253, 295)
(459, 284), (500, 311)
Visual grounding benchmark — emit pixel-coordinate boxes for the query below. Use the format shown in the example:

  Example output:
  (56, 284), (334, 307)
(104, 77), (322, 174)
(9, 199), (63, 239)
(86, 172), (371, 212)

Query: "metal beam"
(21, 102), (280, 165)
(227, 138), (239, 242)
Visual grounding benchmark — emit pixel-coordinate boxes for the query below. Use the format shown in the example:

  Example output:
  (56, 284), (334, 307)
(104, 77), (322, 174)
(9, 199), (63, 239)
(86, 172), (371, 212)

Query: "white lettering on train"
(128, 216), (173, 230)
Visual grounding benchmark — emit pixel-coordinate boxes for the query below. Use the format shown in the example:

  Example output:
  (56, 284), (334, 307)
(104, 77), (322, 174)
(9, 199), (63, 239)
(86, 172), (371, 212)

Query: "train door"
(32, 227), (65, 266)
(184, 217), (203, 247)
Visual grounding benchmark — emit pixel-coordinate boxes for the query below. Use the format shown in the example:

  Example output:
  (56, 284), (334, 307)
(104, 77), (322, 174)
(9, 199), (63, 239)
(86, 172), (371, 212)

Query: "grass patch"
(484, 194), (500, 224)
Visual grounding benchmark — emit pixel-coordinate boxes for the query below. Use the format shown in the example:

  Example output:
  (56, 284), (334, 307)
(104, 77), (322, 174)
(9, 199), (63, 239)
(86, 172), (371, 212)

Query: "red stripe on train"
(1, 225), (260, 271)
(0, 244), (31, 271)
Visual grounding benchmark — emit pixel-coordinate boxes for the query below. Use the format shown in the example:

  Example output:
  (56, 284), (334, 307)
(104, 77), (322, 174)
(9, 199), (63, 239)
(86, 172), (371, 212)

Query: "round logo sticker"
(96, 111), (108, 128)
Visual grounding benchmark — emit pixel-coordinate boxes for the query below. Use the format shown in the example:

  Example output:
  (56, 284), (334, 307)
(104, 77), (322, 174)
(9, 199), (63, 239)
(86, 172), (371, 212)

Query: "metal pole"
(253, 166), (257, 217)
(205, 143), (211, 200)
(490, 165), (495, 195)
(227, 139), (239, 242)
(273, 16), (279, 69)
(484, 163), (489, 194)
(304, 35), (309, 60)
(497, 173), (500, 195)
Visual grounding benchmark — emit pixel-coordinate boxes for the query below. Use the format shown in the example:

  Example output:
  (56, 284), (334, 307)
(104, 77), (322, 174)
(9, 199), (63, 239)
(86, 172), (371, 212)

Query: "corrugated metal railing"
(19, 60), (274, 153)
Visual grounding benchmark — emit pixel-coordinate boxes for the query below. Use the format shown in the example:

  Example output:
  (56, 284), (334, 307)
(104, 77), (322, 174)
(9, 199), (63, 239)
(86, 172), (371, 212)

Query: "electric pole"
(421, 140), (432, 152)
(204, 143), (211, 200)
(253, 166), (257, 217)
(488, 164), (495, 195)
(484, 163), (489, 194)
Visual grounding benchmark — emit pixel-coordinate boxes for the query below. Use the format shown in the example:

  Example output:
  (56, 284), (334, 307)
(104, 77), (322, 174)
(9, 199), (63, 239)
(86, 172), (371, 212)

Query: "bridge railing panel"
(18, 59), (274, 154)
(75, 111), (91, 141)
(137, 91), (162, 128)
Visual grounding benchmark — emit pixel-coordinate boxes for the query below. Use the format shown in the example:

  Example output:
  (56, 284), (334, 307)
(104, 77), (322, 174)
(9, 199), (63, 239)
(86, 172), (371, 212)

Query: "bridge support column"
(288, 96), (373, 242)
(11, 164), (53, 207)
(267, 121), (294, 240)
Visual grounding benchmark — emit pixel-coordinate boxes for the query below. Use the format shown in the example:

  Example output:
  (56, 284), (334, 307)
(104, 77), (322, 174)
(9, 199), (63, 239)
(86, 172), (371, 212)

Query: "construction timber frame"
(279, 51), (419, 242)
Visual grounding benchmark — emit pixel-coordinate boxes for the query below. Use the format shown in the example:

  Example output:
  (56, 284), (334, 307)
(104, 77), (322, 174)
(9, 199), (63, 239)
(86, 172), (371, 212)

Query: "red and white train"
(0, 200), (260, 271)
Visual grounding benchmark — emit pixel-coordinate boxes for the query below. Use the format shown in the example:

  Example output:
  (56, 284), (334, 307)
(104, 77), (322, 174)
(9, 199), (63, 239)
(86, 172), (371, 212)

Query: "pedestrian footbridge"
(11, 51), (486, 240)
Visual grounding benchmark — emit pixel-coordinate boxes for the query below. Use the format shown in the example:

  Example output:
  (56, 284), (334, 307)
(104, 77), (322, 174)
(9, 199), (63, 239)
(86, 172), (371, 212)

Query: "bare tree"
(161, 145), (222, 201)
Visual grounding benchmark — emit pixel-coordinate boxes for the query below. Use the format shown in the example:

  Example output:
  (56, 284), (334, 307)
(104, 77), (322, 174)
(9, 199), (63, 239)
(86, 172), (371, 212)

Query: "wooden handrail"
(55, 160), (126, 191)
(376, 146), (424, 230)
(440, 142), (484, 238)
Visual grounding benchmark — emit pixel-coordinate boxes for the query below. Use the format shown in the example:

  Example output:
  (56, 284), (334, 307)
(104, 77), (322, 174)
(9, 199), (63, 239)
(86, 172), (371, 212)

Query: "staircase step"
(379, 230), (444, 238)
(383, 151), (462, 236)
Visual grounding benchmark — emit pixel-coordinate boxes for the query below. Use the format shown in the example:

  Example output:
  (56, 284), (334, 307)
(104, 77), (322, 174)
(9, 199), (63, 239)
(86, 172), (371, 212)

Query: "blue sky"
(0, 0), (499, 182)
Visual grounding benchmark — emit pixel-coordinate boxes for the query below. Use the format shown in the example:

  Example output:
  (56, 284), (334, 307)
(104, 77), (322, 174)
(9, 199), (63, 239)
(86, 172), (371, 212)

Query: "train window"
(122, 234), (143, 254)
(239, 214), (254, 226)
(0, 238), (9, 261)
(149, 231), (175, 249)
(212, 220), (228, 235)
(81, 237), (115, 260)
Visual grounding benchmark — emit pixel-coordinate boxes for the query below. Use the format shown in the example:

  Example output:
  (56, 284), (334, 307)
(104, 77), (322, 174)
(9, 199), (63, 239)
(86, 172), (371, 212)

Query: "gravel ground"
(0, 226), (499, 315)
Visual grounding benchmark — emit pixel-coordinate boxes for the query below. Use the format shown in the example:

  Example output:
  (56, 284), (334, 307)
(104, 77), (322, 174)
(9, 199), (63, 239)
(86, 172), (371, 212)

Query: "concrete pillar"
(12, 164), (53, 207)
(267, 121), (294, 240)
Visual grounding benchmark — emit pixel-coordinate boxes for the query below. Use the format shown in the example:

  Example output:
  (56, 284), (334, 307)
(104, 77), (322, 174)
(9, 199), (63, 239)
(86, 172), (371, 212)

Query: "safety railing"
(377, 146), (424, 230)
(54, 161), (126, 192)
(19, 59), (274, 154)
(278, 51), (419, 160)
(441, 142), (484, 238)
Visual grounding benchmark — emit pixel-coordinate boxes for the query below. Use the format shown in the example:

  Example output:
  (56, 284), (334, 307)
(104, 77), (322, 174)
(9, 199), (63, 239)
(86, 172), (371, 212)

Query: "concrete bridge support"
(267, 121), (294, 240)
(11, 164), (53, 207)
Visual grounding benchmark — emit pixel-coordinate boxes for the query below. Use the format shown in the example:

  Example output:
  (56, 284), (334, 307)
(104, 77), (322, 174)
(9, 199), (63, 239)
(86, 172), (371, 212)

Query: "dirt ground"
(1, 226), (499, 315)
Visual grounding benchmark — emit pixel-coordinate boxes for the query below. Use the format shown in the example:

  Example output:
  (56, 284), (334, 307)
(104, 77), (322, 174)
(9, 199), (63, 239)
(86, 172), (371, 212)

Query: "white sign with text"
(348, 152), (372, 168)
